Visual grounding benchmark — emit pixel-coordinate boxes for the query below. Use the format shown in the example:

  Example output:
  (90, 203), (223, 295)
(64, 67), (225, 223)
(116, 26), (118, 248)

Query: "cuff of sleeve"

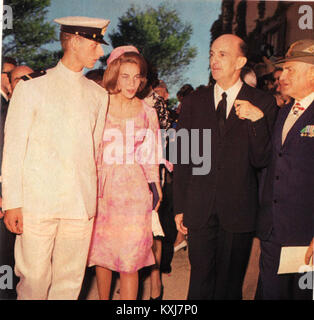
(248, 116), (268, 136)
(2, 191), (23, 211)
(250, 116), (266, 127)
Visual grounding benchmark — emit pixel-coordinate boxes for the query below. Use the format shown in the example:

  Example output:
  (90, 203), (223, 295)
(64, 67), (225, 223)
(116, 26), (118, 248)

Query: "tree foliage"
(102, 4), (197, 88)
(2, 0), (60, 70)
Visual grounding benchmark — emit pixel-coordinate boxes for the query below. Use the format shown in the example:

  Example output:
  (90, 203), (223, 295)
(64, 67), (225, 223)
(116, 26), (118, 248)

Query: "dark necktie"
(216, 92), (227, 135)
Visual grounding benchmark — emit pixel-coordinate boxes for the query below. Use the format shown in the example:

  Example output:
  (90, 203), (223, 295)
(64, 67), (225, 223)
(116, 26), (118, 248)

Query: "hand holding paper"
(305, 238), (314, 265)
(278, 245), (314, 274)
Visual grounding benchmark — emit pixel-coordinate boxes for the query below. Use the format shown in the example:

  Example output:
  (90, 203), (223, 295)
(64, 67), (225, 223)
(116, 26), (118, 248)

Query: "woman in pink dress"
(88, 46), (162, 300)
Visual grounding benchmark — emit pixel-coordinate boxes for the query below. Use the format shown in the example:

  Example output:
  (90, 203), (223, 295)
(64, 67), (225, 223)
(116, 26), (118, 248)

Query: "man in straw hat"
(2, 16), (110, 299)
(256, 39), (314, 300)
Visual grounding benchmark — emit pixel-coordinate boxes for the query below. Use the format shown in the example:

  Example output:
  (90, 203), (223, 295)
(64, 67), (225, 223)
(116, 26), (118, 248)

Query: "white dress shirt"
(214, 78), (243, 118)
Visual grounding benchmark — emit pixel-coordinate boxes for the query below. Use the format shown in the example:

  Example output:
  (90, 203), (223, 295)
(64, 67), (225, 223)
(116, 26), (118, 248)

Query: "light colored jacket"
(2, 61), (108, 220)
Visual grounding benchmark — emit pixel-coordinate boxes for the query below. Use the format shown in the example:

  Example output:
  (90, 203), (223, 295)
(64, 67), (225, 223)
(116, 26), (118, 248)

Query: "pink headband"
(107, 45), (140, 65)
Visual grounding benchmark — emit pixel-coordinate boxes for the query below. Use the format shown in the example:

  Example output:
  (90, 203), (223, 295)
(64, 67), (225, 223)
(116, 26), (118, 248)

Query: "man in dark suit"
(256, 39), (314, 300)
(173, 34), (277, 300)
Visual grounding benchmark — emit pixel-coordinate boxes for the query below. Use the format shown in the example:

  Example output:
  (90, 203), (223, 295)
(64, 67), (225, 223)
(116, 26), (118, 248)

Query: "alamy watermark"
(2, 5), (314, 32)
(298, 5), (313, 30)
(98, 121), (212, 176)
(2, 5), (13, 30)
(0, 265), (13, 290)
(298, 265), (314, 291)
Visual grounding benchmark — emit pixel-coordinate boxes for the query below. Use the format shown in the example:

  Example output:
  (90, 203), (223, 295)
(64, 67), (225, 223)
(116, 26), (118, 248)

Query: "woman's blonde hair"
(102, 52), (147, 95)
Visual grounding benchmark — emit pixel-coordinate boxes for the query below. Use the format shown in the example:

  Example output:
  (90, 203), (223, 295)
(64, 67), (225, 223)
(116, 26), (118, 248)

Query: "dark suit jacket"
(173, 83), (278, 233)
(257, 100), (314, 246)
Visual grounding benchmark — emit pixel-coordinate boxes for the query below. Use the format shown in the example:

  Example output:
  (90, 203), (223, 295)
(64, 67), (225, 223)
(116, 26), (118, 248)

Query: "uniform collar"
(1, 89), (9, 101)
(57, 60), (84, 79)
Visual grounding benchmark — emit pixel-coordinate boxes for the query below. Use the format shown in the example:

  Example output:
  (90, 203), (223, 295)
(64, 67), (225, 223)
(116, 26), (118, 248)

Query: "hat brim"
(60, 26), (109, 45)
(98, 39), (109, 45)
(275, 55), (314, 65)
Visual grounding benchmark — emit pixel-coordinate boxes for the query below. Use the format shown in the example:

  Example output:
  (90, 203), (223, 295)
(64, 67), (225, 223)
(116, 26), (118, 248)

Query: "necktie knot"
(221, 92), (227, 100)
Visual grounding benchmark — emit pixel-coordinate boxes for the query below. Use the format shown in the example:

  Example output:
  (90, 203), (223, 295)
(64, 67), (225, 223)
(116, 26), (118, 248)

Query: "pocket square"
(300, 125), (314, 137)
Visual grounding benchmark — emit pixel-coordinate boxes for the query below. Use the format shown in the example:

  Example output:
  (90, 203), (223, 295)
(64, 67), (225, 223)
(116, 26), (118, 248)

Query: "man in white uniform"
(2, 16), (110, 300)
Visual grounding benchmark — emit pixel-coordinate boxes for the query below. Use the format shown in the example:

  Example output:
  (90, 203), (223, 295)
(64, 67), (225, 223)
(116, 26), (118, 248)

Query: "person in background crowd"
(241, 65), (257, 88)
(144, 76), (172, 299)
(145, 78), (170, 131)
(272, 67), (292, 107)
(273, 67), (282, 92)
(152, 79), (169, 101)
(175, 84), (194, 116)
(88, 46), (162, 300)
(10, 65), (34, 92)
(1, 57), (17, 100)
(172, 83), (195, 252)
(2, 57), (17, 72)
(1, 16), (110, 300)
(174, 34), (277, 300)
(256, 39), (314, 300)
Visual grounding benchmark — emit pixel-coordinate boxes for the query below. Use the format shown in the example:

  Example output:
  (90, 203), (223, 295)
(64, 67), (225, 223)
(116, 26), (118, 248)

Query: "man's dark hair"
(3, 56), (17, 66)
(239, 40), (248, 58)
(85, 68), (105, 86)
(2, 56), (17, 69)
(177, 84), (194, 101)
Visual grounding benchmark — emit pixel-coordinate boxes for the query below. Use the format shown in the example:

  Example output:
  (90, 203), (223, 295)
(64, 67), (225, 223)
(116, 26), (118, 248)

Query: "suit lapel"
(273, 101), (293, 149)
(282, 101), (314, 148)
(205, 86), (219, 125)
(207, 85), (216, 114)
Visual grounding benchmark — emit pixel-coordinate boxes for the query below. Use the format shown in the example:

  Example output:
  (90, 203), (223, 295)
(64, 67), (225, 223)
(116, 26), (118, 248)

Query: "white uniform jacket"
(2, 61), (109, 220)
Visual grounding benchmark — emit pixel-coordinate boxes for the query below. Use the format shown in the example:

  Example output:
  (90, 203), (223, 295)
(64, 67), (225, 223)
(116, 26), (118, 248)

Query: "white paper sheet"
(278, 246), (314, 274)
(152, 210), (165, 237)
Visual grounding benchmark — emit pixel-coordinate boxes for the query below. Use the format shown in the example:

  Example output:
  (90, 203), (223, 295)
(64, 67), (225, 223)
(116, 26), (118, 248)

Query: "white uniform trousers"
(14, 215), (94, 300)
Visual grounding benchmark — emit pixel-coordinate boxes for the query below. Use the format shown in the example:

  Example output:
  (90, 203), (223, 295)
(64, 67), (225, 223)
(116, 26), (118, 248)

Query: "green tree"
(2, 0), (60, 70)
(102, 4), (197, 88)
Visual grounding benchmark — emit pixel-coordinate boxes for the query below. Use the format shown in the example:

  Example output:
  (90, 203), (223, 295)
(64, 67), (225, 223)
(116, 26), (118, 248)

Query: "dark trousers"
(159, 173), (177, 272)
(187, 212), (253, 300)
(258, 233), (313, 300)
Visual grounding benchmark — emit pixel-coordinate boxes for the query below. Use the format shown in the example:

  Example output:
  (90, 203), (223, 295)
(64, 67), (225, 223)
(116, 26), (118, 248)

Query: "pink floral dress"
(88, 101), (160, 273)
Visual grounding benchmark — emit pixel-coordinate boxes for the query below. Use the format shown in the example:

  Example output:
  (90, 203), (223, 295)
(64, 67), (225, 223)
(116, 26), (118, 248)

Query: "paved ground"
(80, 237), (261, 300)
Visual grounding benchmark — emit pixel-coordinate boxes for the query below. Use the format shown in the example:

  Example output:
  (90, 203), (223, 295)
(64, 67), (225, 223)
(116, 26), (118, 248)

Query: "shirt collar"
(215, 78), (243, 99)
(296, 92), (314, 110)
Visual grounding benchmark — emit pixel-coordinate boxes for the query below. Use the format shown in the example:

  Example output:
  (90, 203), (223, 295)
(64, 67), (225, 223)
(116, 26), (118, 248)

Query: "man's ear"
(236, 56), (247, 70)
(309, 65), (314, 82)
(70, 35), (80, 52)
